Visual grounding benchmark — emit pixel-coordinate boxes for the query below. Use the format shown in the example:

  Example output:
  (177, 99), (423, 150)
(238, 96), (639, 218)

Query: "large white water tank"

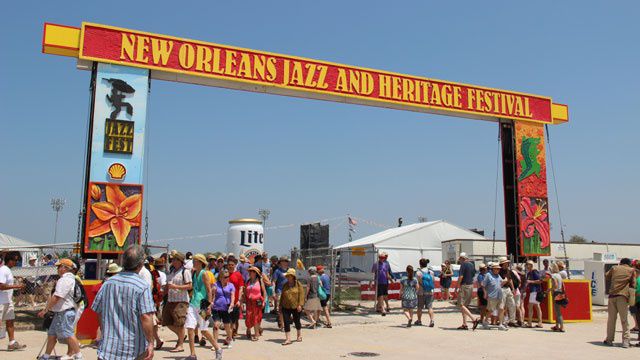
(227, 218), (264, 261)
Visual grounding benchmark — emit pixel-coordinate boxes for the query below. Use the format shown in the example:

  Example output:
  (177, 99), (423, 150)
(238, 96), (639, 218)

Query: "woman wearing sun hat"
(280, 268), (305, 345)
(304, 266), (322, 328)
(185, 254), (217, 359)
(244, 266), (267, 341)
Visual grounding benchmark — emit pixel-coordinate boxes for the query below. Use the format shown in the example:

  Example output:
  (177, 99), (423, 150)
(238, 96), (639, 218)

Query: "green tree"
(569, 235), (588, 243)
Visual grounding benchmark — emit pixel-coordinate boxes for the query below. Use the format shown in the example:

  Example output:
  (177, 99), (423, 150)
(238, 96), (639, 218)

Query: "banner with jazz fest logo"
(84, 182), (143, 254)
(84, 63), (149, 255)
(515, 122), (550, 256)
(90, 63), (149, 183)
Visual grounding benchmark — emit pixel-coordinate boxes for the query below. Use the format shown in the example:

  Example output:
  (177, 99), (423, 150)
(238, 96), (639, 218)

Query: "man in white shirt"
(0, 252), (26, 351)
(162, 252), (192, 352)
(37, 259), (82, 360)
(140, 259), (154, 289)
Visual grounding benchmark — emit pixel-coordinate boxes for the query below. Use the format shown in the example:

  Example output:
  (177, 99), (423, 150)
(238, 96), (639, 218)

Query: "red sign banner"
(79, 23), (553, 124)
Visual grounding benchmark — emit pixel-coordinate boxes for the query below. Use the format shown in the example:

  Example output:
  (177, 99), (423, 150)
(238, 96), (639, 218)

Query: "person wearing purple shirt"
(211, 269), (235, 357)
(238, 254), (251, 283)
(371, 252), (393, 316)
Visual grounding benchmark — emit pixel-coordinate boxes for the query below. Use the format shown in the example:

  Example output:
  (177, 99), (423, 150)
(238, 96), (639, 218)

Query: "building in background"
(441, 238), (640, 277)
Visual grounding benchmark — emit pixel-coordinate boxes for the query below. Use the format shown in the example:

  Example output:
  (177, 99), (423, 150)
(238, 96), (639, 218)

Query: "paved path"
(4, 301), (638, 359)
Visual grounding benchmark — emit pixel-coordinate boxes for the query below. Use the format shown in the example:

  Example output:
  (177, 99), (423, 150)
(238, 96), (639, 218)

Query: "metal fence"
(289, 247), (381, 313)
(332, 247), (378, 312)
(0, 242), (169, 311)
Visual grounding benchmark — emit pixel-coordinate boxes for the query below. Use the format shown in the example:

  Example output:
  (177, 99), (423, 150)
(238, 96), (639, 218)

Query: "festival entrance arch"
(42, 22), (569, 260)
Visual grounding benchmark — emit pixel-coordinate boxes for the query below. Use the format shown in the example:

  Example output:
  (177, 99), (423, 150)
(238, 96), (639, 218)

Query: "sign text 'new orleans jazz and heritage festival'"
(79, 23), (553, 123)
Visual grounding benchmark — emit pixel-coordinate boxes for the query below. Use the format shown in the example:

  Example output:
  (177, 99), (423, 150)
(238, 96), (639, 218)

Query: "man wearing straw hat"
(498, 256), (517, 327)
(481, 263), (508, 331)
(163, 252), (192, 353)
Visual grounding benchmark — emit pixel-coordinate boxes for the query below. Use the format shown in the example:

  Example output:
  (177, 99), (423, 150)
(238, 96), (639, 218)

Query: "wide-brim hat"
(279, 256), (290, 263)
(491, 263), (501, 269)
(498, 256), (510, 265)
(248, 266), (261, 275)
(459, 252), (469, 259)
(526, 260), (535, 266)
(193, 253), (207, 265)
(479, 263), (487, 269)
(154, 258), (166, 267)
(285, 268), (297, 278)
(172, 252), (185, 262)
(106, 263), (122, 274)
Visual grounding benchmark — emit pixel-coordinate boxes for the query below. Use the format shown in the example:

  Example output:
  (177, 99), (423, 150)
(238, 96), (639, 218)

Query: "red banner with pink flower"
(515, 122), (550, 256)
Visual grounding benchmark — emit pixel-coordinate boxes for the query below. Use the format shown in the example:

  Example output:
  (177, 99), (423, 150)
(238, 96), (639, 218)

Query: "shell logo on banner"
(108, 163), (127, 180)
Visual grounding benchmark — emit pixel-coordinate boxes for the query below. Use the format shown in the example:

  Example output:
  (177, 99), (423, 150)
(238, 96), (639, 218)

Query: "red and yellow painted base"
(76, 280), (102, 344)
(524, 279), (592, 323)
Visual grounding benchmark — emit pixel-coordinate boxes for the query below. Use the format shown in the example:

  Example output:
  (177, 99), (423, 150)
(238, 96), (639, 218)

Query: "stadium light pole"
(51, 198), (66, 245)
(258, 208), (270, 241)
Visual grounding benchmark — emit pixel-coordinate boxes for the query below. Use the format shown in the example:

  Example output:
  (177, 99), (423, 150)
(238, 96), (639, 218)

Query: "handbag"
(535, 291), (546, 303)
(554, 290), (569, 307)
(42, 311), (55, 330)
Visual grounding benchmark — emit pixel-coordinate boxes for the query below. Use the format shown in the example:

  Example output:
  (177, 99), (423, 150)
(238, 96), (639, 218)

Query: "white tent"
(0, 232), (40, 265)
(334, 220), (485, 276)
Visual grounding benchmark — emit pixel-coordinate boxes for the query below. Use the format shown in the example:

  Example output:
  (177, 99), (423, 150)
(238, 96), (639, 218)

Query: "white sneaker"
(215, 349), (223, 360)
(498, 325), (509, 331)
(60, 353), (83, 360)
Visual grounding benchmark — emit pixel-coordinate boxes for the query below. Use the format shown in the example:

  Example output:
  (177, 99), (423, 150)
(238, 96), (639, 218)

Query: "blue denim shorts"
(47, 308), (76, 339)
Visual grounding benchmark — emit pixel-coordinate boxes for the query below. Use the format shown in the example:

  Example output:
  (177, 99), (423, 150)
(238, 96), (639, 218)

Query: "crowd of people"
(378, 252), (639, 348)
(22, 247), (333, 360)
(0, 248), (637, 358)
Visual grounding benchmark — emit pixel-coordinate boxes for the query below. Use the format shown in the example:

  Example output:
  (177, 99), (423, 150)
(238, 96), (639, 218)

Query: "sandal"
(154, 341), (164, 350)
(168, 347), (184, 353)
(297, 337), (303, 342)
(251, 336), (259, 342)
(535, 324), (543, 328)
(457, 325), (469, 330)
(282, 341), (292, 346)
(325, 323), (332, 328)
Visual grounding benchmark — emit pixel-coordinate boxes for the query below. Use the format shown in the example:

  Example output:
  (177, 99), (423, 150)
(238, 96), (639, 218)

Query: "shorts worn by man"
(48, 271), (78, 341)
(456, 257), (475, 307)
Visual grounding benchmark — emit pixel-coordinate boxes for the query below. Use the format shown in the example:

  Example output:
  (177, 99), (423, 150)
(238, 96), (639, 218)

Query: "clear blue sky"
(1, 1), (638, 255)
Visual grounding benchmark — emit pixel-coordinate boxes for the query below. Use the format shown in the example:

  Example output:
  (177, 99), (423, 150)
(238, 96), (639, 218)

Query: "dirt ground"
(3, 301), (639, 359)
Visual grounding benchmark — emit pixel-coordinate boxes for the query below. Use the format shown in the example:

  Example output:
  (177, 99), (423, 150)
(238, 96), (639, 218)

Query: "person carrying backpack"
(415, 258), (435, 327)
(37, 258), (83, 360)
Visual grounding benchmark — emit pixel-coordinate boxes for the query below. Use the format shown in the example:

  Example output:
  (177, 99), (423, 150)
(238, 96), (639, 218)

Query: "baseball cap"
(55, 259), (74, 268)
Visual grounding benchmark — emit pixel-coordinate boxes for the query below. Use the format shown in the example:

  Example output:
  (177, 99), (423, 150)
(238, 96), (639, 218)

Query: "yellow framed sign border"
(78, 22), (556, 125)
